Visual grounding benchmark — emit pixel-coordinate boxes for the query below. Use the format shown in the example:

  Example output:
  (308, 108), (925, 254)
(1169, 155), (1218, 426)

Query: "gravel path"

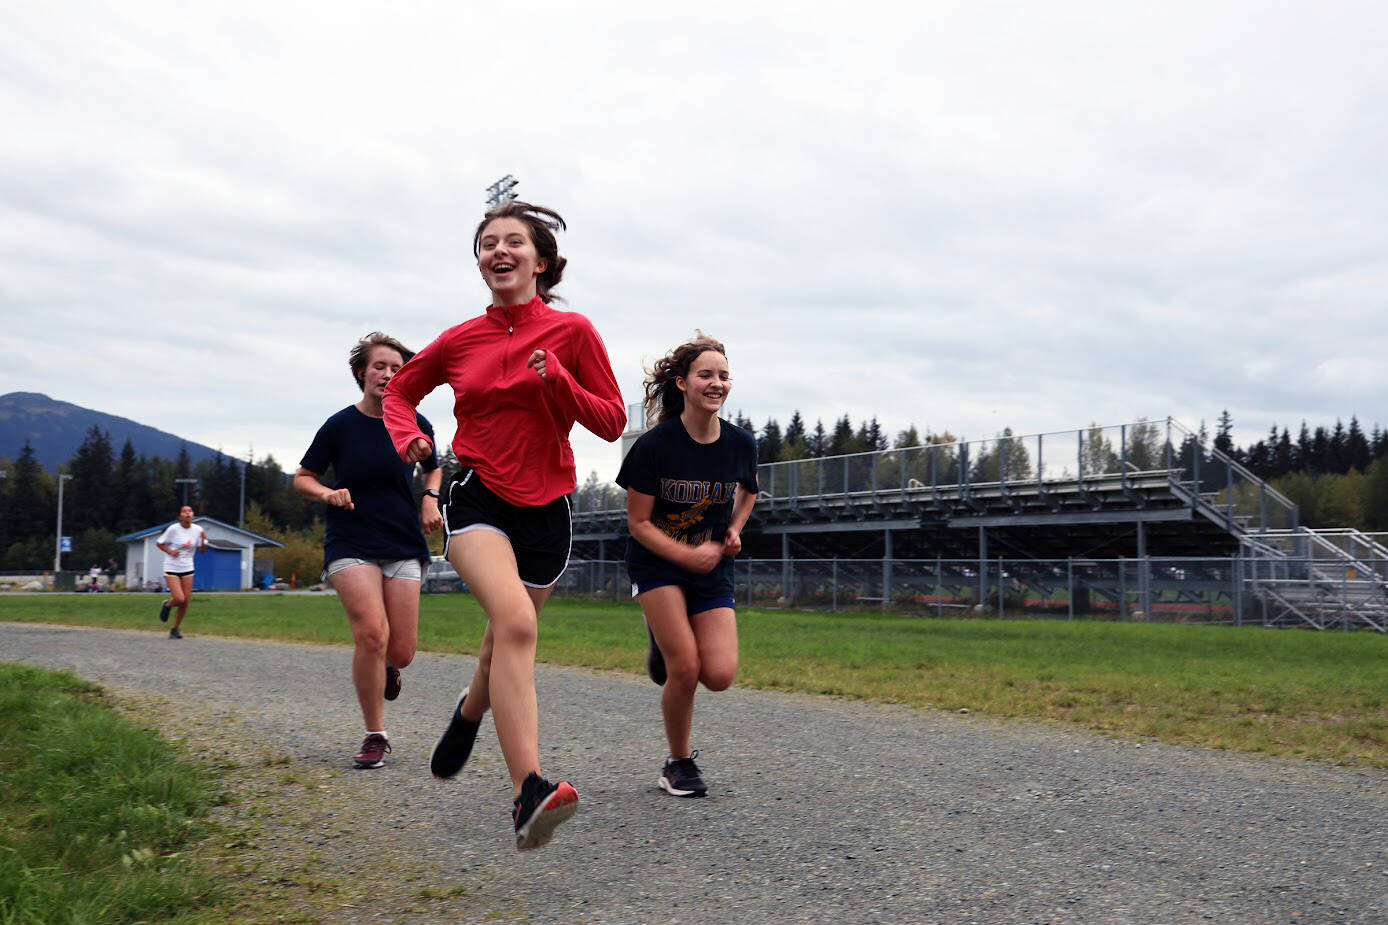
(3, 620), (1385, 924)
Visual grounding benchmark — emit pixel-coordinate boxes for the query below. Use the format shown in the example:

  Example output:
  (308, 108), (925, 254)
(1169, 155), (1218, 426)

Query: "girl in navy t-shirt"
(616, 333), (758, 798)
(294, 332), (442, 771)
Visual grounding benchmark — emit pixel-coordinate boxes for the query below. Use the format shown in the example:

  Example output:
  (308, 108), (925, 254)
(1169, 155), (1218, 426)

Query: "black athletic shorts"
(441, 468), (572, 589)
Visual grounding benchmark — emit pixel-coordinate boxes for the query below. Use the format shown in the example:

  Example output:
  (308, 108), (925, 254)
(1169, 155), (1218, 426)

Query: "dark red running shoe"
(353, 733), (390, 770)
(384, 665), (401, 701)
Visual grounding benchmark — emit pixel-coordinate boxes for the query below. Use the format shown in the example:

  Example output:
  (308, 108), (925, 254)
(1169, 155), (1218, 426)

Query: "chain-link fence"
(424, 555), (1386, 629)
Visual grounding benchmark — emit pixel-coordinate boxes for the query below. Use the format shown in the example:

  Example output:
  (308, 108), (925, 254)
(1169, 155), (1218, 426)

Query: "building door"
(193, 547), (241, 590)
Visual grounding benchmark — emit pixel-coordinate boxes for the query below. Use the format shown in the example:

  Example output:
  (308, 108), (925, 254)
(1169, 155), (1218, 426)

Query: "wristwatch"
(423, 488), (441, 499)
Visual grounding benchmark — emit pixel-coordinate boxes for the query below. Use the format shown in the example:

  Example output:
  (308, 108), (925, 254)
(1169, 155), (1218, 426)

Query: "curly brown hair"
(472, 201), (568, 304)
(642, 332), (728, 426)
(348, 332), (414, 391)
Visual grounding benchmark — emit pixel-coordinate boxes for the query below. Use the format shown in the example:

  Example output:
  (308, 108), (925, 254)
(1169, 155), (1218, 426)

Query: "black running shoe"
(353, 733), (390, 769)
(659, 751), (707, 797)
(645, 621), (666, 686)
(168, 627), (183, 639)
(159, 600), (171, 622)
(513, 772), (579, 851)
(384, 665), (401, 701)
(429, 687), (480, 780)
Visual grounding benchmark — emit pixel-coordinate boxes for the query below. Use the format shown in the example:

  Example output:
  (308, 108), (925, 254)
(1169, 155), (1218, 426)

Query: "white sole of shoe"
(515, 782), (579, 851)
(658, 776), (707, 797)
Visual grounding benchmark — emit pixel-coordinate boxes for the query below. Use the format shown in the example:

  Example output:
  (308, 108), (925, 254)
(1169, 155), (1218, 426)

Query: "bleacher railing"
(571, 417), (1300, 536)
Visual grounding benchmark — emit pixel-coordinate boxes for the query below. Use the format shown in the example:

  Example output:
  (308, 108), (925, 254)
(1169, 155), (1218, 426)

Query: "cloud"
(1, 1), (1385, 480)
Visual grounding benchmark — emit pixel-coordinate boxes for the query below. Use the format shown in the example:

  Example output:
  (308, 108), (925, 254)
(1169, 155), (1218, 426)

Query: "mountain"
(0, 392), (223, 470)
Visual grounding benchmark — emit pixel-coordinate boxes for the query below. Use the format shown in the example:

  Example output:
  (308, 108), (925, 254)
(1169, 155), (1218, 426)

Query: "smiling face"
(677, 349), (732, 417)
(477, 217), (547, 306)
(359, 345), (405, 400)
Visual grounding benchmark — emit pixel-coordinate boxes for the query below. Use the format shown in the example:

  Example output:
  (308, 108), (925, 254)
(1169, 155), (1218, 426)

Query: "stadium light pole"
(175, 477), (197, 507)
(53, 473), (73, 573)
(485, 174), (519, 208)
(238, 448), (252, 528)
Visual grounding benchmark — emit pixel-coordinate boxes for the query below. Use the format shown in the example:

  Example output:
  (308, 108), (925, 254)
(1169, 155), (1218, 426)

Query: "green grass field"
(2, 592), (1385, 767)
(0, 663), (229, 924)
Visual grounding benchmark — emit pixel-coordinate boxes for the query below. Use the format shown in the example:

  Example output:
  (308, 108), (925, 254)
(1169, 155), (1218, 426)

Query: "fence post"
(1233, 555), (1242, 627)
(997, 556), (1005, 619)
(1119, 557), (1127, 620)
(832, 558), (839, 611)
(936, 555), (943, 618)
(883, 530), (893, 613)
(1067, 557), (1074, 620)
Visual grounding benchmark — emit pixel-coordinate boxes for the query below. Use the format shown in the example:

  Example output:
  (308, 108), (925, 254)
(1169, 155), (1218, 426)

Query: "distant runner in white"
(155, 505), (206, 639)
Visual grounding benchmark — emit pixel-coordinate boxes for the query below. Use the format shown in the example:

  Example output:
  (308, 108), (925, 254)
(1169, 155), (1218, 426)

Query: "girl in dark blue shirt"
(295, 332), (442, 770)
(616, 333), (757, 797)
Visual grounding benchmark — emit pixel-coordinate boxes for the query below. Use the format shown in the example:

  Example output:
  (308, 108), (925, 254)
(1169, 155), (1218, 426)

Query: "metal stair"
(1241, 528), (1388, 631)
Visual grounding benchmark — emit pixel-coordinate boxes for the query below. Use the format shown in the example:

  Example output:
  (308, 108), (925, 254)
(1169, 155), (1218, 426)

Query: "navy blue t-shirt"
(300, 405), (439, 568)
(615, 416), (759, 592)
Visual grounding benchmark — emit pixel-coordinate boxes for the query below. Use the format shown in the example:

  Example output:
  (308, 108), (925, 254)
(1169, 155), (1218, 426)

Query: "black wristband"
(423, 488), (441, 499)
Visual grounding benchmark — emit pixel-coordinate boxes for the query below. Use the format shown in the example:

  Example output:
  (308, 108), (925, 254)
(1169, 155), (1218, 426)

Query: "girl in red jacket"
(384, 201), (625, 851)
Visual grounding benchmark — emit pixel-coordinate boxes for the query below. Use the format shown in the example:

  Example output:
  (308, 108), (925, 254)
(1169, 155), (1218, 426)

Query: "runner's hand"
(421, 495), (443, 534)
(404, 437), (434, 464)
(722, 527), (742, 557)
(527, 350), (547, 380)
(685, 541), (726, 575)
(323, 487), (354, 510)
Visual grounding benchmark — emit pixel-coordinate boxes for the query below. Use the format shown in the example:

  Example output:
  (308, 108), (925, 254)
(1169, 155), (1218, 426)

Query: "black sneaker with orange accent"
(353, 733), (390, 769)
(659, 751), (707, 797)
(384, 665), (402, 701)
(512, 772), (579, 851)
(159, 600), (171, 622)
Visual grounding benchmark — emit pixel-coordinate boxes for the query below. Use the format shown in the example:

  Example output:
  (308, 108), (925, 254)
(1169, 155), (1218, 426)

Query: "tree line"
(724, 408), (1388, 530)
(4, 408), (1387, 574)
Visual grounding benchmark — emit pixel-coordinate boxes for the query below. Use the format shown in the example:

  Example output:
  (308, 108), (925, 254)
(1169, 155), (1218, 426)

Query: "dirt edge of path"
(112, 687), (521, 924)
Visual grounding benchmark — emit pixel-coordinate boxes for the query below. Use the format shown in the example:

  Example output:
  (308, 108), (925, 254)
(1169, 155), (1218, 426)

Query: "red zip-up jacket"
(383, 296), (626, 507)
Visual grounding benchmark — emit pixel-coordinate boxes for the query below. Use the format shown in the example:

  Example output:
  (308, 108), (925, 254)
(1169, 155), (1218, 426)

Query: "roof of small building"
(117, 516), (284, 548)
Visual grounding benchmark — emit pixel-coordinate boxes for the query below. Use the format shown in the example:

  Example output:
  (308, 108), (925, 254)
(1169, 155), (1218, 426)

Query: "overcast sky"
(3, 2), (1384, 482)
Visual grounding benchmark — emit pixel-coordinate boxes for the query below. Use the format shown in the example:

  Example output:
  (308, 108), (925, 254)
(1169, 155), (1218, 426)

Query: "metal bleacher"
(573, 418), (1295, 557)
(568, 416), (1386, 631)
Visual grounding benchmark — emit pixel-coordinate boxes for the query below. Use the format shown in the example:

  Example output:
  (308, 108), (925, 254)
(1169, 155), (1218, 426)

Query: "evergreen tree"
(113, 440), (150, 535)
(758, 418), (783, 464)
(1310, 426), (1330, 474)
(783, 411), (805, 447)
(1328, 419), (1348, 474)
(67, 426), (115, 534)
(8, 443), (52, 541)
(781, 411), (808, 460)
(866, 416), (887, 452)
(1296, 422), (1313, 471)
(1364, 457), (1388, 530)
(1126, 419), (1163, 471)
(1244, 434), (1270, 478)
(1213, 409), (1236, 460)
(970, 427), (1032, 482)
(808, 420), (828, 457)
(1273, 428), (1294, 478)
(1346, 416), (1371, 472)
(196, 452), (242, 522)
(895, 425), (922, 448)
(828, 415), (856, 456)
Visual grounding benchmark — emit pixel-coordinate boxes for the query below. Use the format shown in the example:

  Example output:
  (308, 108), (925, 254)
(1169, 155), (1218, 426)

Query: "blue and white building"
(118, 517), (283, 591)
